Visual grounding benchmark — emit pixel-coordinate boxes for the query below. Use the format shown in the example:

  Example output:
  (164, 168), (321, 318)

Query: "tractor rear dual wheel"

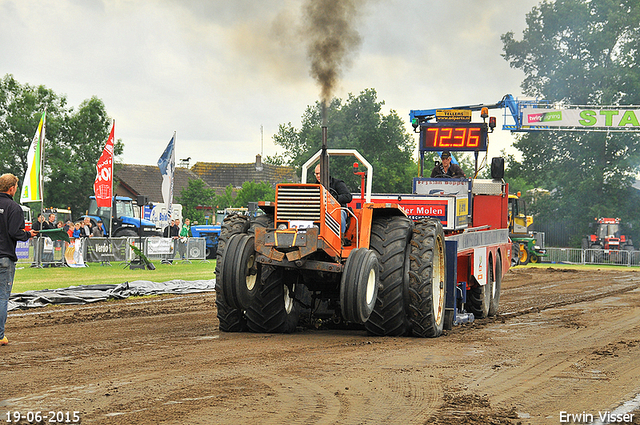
(215, 215), (250, 332)
(245, 266), (299, 333)
(220, 234), (260, 310)
(366, 216), (413, 336)
(407, 218), (446, 338)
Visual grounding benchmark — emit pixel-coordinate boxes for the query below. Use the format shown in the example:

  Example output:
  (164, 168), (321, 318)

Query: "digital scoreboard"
(419, 122), (488, 152)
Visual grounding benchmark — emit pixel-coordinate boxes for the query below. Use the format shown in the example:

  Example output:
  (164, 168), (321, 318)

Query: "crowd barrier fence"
(16, 237), (208, 267)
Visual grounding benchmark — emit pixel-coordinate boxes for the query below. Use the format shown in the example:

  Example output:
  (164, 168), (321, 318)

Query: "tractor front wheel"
(340, 248), (380, 324)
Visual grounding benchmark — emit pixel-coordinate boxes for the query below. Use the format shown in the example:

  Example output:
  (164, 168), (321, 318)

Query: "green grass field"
(12, 256), (638, 294)
(13, 260), (217, 293)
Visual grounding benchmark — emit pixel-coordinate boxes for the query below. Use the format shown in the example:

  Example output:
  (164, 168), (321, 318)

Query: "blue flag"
(158, 133), (176, 216)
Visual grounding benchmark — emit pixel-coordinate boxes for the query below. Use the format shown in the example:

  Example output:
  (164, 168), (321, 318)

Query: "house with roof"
(114, 164), (209, 202)
(191, 154), (297, 190)
(114, 155), (296, 204)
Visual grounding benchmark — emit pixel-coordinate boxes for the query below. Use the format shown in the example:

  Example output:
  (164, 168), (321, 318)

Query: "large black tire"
(581, 238), (589, 250)
(467, 255), (494, 319)
(248, 215), (274, 234)
(116, 228), (138, 237)
(591, 244), (603, 263)
(246, 265), (299, 333)
(511, 242), (520, 267)
(219, 234), (249, 310)
(340, 248), (379, 324)
(233, 234), (260, 309)
(215, 214), (250, 332)
(488, 253), (502, 317)
(366, 216), (413, 336)
(408, 218), (446, 338)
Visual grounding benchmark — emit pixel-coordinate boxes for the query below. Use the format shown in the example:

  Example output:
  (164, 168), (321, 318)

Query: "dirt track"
(3, 267), (640, 424)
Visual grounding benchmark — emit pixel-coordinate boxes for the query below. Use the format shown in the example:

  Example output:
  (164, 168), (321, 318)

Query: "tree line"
(0, 74), (123, 217)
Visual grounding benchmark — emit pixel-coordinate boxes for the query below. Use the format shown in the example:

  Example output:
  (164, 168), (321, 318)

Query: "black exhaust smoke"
(302, 0), (365, 188)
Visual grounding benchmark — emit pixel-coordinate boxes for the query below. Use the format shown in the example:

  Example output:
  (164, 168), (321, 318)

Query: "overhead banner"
(522, 106), (640, 130)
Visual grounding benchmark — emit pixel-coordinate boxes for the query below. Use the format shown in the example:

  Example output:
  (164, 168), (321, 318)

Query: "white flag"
(157, 133), (175, 216)
(21, 112), (46, 203)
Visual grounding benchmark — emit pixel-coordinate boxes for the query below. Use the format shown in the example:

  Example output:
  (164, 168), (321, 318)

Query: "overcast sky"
(1, 0), (541, 168)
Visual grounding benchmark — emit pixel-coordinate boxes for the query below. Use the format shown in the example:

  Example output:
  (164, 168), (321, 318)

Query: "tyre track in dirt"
(427, 269), (640, 424)
(3, 267), (640, 424)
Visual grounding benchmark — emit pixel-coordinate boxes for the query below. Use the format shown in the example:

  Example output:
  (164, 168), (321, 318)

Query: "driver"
(430, 151), (466, 179)
(314, 164), (352, 234)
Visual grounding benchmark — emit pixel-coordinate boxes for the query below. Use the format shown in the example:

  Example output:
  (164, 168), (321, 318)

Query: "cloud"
(0, 0), (540, 165)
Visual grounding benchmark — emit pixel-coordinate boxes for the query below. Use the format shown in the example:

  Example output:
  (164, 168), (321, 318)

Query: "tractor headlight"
(277, 223), (288, 231)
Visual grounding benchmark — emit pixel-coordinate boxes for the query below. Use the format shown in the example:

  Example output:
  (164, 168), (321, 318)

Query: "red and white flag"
(94, 120), (115, 208)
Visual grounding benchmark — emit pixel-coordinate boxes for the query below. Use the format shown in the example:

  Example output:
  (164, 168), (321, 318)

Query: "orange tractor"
(216, 112), (511, 337)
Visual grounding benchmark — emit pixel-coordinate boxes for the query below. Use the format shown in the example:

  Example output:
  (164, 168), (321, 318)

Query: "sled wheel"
(468, 271), (493, 320)
(488, 253), (502, 317)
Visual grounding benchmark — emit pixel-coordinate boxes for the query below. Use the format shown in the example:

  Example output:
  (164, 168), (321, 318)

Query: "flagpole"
(169, 131), (176, 219)
(109, 119), (115, 239)
(39, 109), (46, 215)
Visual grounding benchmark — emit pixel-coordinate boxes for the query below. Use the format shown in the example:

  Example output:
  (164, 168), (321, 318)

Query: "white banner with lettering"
(522, 106), (640, 129)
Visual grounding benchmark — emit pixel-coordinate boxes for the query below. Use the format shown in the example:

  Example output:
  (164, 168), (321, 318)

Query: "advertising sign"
(85, 238), (128, 263)
(522, 106), (640, 129)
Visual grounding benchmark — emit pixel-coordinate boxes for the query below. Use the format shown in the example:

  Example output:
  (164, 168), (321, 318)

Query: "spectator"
(92, 220), (105, 237)
(63, 220), (73, 235)
(66, 222), (74, 238)
(72, 222), (82, 239)
(42, 213), (56, 265)
(170, 219), (180, 238)
(32, 214), (45, 232)
(163, 219), (174, 238)
(81, 217), (92, 238)
(178, 218), (191, 260)
(44, 213), (56, 230)
(0, 173), (38, 345)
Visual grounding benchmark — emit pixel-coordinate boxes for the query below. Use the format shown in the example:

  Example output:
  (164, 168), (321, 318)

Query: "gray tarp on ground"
(8, 280), (216, 312)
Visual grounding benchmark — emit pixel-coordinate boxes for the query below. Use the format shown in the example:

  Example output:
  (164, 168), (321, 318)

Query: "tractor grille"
(276, 186), (321, 221)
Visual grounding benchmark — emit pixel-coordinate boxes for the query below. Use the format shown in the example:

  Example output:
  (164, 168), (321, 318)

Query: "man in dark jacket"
(430, 151), (466, 179)
(314, 164), (352, 234)
(0, 174), (38, 345)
